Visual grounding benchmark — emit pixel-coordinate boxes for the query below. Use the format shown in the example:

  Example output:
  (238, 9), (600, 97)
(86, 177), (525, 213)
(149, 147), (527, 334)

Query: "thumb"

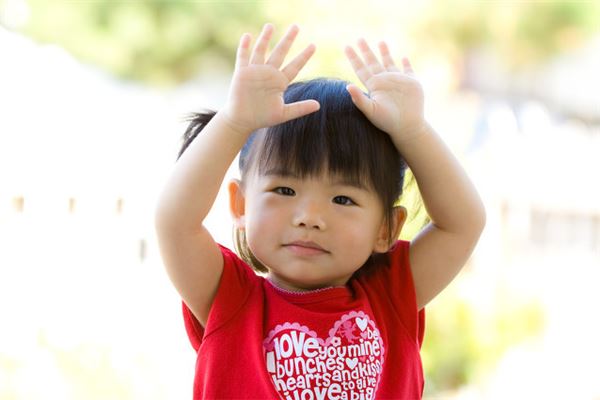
(346, 84), (372, 116)
(282, 99), (320, 123)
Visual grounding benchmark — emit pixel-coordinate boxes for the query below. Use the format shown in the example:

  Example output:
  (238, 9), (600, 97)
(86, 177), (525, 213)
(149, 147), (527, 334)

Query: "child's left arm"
(345, 39), (486, 310)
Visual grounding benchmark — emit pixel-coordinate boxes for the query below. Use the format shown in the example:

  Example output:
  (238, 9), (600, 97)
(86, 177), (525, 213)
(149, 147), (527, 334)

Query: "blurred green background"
(1, 0), (599, 399)
(13, 0), (599, 86)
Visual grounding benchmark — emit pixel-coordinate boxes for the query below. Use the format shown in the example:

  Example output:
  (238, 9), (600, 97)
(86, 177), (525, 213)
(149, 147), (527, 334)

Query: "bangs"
(258, 108), (377, 189)
(254, 79), (404, 197)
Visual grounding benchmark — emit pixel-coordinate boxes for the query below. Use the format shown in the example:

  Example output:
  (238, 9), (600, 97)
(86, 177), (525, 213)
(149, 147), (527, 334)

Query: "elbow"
(478, 198), (487, 228)
(472, 201), (487, 237)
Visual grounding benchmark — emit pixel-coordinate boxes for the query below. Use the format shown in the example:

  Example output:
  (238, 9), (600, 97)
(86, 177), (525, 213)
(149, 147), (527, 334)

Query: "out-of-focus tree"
(4, 0), (266, 86)
(4, 0), (598, 87)
(421, 287), (546, 395)
(414, 0), (600, 86)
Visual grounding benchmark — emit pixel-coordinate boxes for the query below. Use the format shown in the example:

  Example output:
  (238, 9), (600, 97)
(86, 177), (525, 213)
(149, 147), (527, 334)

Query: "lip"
(283, 241), (329, 256)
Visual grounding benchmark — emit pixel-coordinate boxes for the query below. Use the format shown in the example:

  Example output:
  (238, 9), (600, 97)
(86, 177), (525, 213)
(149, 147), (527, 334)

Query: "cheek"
(338, 211), (384, 245)
(341, 222), (376, 243)
(244, 203), (284, 266)
(245, 198), (284, 239)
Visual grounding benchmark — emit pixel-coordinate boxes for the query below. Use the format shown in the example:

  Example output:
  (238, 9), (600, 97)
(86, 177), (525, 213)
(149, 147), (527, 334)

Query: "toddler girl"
(155, 23), (486, 399)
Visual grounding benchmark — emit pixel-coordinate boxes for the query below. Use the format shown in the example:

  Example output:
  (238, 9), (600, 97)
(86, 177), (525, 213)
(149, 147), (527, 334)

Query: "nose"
(292, 200), (326, 230)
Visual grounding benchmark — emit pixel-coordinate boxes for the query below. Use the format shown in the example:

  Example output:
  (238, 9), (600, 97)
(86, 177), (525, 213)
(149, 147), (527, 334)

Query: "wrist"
(391, 121), (431, 148)
(216, 110), (255, 139)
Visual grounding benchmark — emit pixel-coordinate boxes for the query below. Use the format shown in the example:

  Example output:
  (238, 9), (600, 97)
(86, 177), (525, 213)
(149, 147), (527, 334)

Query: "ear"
(228, 179), (246, 229)
(374, 206), (407, 253)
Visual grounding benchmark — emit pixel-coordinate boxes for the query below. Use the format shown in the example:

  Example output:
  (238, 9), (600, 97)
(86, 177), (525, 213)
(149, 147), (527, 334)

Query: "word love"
(263, 312), (385, 400)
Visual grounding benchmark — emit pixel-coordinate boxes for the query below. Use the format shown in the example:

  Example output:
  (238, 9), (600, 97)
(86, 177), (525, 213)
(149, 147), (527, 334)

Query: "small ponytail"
(177, 110), (217, 160)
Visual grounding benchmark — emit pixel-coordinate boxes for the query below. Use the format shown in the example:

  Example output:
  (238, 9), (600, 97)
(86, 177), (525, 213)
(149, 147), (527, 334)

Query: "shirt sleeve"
(182, 244), (259, 351)
(361, 240), (426, 348)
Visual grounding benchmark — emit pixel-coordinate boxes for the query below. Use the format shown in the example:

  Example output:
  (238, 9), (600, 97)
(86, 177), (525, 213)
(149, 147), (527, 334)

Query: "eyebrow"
(262, 168), (368, 190)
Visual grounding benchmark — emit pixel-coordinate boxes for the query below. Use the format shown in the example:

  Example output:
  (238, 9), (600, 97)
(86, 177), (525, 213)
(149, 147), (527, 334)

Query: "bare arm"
(154, 24), (319, 325)
(394, 124), (486, 310)
(345, 40), (486, 310)
(155, 113), (250, 326)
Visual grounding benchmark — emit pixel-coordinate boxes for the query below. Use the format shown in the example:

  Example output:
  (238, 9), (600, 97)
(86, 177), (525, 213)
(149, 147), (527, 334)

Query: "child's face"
(231, 169), (393, 291)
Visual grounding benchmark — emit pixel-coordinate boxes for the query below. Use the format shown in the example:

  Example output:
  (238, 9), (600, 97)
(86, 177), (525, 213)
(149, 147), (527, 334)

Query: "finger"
(235, 33), (252, 69)
(402, 57), (415, 76)
(378, 41), (400, 72)
(281, 43), (316, 82)
(282, 100), (320, 122)
(357, 38), (385, 74)
(344, 45), (372, 87)
(249, 23), (274, 65)
(267, 24), (299, 69)
(346, 84), (372, 117)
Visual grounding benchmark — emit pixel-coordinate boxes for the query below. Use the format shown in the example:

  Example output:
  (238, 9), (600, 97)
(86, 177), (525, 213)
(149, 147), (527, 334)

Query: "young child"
(155, 23), (486, 399)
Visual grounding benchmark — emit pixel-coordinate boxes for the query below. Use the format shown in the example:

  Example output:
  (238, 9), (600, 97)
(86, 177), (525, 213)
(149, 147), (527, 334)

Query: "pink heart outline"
(263, 311), (385, 399)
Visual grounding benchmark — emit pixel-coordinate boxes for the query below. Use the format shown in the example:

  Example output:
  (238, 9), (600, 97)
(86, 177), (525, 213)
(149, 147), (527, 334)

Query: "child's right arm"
(154, 24), (319, 326)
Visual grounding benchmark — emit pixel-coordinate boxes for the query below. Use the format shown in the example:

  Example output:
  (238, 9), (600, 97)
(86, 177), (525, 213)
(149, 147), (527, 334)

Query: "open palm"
(222, 24), (320, 134)
(345, 39), (425, 142)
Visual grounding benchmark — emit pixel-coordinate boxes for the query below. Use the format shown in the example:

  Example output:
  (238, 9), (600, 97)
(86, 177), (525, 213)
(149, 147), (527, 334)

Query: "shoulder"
(355, 240), (425, 345)
(353, 240), (416, 308)
(355, 240), (411, 279)
(387, 239), (411, 265)
(354, 239), (419, 314)
(183, 244), (263, 349)
(218, 244), (262, 283)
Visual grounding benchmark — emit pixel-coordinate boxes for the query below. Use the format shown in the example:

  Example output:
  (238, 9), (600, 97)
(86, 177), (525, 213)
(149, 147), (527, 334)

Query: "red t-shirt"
(183, 240), (425, 399)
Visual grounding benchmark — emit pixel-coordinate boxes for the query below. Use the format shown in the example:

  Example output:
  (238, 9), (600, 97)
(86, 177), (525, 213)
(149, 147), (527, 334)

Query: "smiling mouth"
(283, 241), (329, 256)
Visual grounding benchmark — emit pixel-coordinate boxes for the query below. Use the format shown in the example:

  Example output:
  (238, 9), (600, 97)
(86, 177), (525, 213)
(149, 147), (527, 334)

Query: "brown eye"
(333, 195), (355, 205)
(274, 187), (295, 196)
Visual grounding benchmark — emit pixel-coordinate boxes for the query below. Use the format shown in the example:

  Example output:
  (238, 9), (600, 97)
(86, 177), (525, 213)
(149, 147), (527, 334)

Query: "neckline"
(265, 278), (352, 303)
(267, 278), (346, 294)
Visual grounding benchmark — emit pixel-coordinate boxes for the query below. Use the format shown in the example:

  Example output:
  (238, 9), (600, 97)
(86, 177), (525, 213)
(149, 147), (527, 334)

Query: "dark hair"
(180, 78), (408, 273)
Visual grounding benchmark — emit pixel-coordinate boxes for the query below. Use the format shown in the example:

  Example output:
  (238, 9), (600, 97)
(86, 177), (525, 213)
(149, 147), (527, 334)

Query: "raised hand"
(221, 24), (320, 135)
(345, 39), (426, 143)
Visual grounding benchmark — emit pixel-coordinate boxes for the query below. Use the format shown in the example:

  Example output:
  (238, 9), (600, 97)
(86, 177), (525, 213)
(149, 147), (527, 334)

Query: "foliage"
(399, 170), (430, 241)
(0, 331), (171, 399)
(10, 0), (267, 86)
(414, 0), (600, 70)
(421, 284), (546, 394)
(4, 0), (598, 86)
